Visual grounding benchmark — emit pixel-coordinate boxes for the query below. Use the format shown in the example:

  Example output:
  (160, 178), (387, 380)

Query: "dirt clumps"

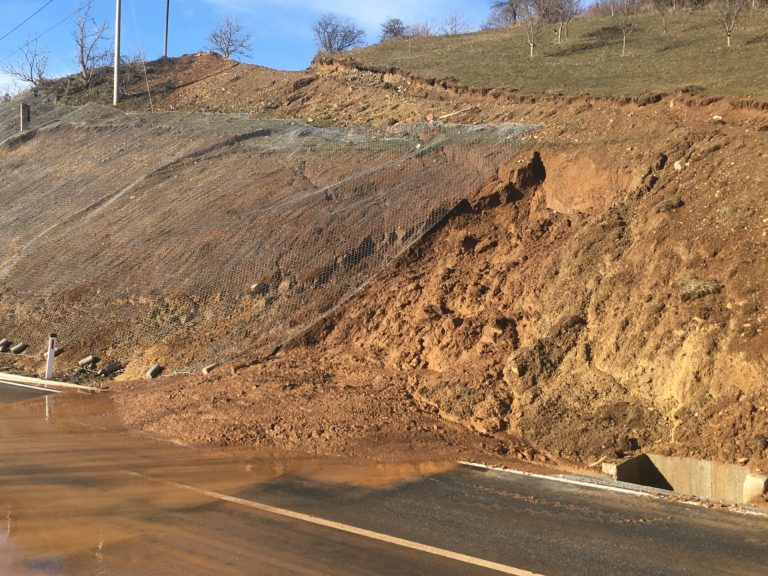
(7, 53), (768, 476)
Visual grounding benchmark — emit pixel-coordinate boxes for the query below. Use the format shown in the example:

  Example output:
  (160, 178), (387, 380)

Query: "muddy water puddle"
(0, 391), (455, 575)
(0, 383), (55, 404)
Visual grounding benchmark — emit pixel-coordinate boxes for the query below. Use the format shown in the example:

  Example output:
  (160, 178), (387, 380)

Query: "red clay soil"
(7, 53), (768, 475)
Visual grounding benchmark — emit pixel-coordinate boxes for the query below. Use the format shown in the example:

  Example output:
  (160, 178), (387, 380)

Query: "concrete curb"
(0, 372), (103, 393)
(459, 461), (768, 518)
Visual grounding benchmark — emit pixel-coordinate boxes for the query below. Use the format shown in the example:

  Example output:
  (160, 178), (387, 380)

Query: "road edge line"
(458, 461), (768, 518)
(125, 470), (546, 576)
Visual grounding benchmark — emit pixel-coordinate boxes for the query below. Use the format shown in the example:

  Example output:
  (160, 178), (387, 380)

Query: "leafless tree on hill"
(614, 0), (641, 56)
(73, 0), (111, 87)
(652, 0), (673, 35)
(206, 17), (252, 59)
(544, 0), (581, 44)
(313, 14), (366, 53)
(483, 3), (516, 28)
(2, 39), (48, 87)
(408, 21), (433, 36)
(491, 0), (526, 24)
(380, 18), (407, 41)
(521, 0), (546, 57)
(713, 0), (749, 46)
(440, 12), (469, 35)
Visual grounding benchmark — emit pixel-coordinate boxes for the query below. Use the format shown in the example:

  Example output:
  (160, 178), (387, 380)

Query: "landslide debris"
(6, 53), (767, 473)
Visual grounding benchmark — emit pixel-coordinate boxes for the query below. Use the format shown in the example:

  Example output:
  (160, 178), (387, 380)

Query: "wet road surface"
(0, 390), (766, 575)
(0, 381), (55, 404)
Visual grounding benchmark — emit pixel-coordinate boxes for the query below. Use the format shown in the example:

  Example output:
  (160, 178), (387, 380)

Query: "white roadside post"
(45, 333), (57, 380)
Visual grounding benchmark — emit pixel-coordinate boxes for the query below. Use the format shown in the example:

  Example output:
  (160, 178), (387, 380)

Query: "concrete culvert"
(78, 355), (100, 367)
(603, 454), (768, 505)
(10, 343), (28, 354)
(0, 339), (10, 352)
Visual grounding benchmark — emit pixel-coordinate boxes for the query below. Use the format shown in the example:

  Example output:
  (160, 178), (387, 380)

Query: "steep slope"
(4, 54), (767, 477)
(112, 74), (768, 473)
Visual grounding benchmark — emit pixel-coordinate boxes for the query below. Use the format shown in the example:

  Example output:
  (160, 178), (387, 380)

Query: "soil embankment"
(3, 53), (767, 479)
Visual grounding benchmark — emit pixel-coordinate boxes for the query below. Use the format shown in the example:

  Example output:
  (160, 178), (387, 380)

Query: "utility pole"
(113, 0), (121, 106)
(164, 0), (170, 58)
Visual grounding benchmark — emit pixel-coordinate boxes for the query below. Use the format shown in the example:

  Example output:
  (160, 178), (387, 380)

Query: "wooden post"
(20, 103), (30, 131)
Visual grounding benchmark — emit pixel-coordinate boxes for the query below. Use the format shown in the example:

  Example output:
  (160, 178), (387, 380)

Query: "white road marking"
(460, 461), (650, 496)
(0, 380), (61, 394)
(459, 462), (768, 518)
(125, 470), (545, 576)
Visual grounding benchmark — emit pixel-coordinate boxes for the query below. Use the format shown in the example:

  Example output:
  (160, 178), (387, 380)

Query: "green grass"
(348, 10), (768, 99)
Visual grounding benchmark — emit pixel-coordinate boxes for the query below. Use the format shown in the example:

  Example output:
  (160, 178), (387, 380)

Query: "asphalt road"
(1, 389), (766, 576)
(0, 381), (54, 403)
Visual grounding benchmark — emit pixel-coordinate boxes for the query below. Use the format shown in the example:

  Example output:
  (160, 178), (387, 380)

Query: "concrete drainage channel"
(602, 454), (768, 506)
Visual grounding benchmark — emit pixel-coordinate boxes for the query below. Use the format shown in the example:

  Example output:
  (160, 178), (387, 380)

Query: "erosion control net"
(0, 97), (530, 374)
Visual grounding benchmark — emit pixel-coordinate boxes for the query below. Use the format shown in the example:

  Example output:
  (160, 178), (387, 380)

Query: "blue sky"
(0, 0), (490, 92)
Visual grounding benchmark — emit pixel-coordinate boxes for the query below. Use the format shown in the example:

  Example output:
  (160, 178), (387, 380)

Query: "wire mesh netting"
(0, 96), (531, 374)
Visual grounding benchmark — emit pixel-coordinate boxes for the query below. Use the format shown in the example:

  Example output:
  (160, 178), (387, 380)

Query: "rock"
(97, 362), (123, 377)
(475, 238), (498, 254)
(78, 355), (100, 367)
(43, 347), (63, 360)
(0, 339), (10, 352)
(146, 364), (163, 379)
(673, 160), (683, 172)
(655, 197), (684, 213)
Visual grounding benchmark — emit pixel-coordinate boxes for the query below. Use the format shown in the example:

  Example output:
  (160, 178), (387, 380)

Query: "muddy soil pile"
(10, 53), (768, 473)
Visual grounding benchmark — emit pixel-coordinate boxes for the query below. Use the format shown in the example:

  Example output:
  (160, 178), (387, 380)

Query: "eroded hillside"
(4, 54), (767, 476)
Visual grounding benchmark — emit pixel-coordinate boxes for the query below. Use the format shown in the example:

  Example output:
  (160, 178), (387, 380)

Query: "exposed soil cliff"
(4, 53), (766, 475)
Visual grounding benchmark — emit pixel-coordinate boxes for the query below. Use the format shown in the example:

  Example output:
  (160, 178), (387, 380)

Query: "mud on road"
(3, 53), (767, 480)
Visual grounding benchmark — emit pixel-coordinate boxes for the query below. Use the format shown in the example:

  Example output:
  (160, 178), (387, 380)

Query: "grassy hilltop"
(349, 10), (768, 99)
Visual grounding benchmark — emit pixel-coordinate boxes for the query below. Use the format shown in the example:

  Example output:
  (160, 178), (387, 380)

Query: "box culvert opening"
(602, 454), (768, 505)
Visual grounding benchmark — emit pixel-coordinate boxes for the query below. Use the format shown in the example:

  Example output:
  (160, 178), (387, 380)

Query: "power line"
(0, 7), (80, 66)
(0, 0), (58, 44)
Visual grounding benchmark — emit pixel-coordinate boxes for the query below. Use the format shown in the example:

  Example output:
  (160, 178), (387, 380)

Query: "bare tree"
(206, 17), (252, 59)
(544, 0), (581, 44)
(73, 0), (111, 87)
(313, 14), (365, 53)
(521, 0), (546, 57)
(652, 0), (672, 35)
(614, 0), (641, 57)
(491, 0), (526, 24)
(440, 12), (469, 35)
(713, 0), (749, 46)
(380, 18), (407, 41)
(2, 39), (48, 87)
(483, 5), (515, 29)
(408, 21), (433, 36)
